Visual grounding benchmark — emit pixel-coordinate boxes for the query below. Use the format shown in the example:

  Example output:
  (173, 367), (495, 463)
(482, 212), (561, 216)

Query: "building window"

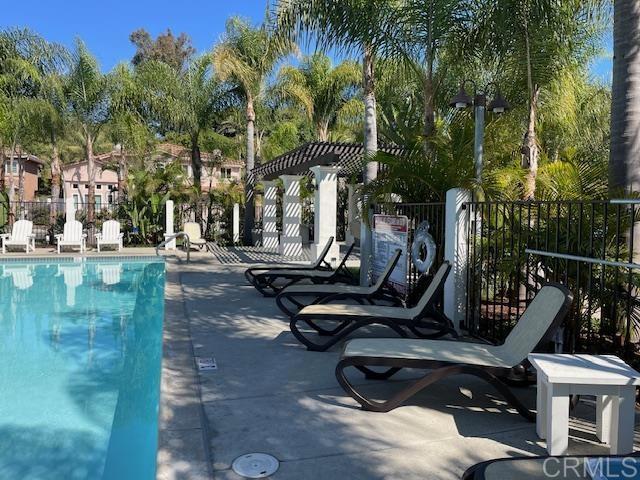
(10, 160), (19, 174)
(221, 168), (232, 179)
(73, 194), (79, 209)
(95, 195), (102, 209)
(85, 185), (89, 189)
(73, 183), (78, 189)
(97, 184), (102, 190)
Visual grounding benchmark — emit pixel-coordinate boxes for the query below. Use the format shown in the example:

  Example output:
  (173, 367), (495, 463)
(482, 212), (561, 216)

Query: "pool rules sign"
(372, 215), (409, 295)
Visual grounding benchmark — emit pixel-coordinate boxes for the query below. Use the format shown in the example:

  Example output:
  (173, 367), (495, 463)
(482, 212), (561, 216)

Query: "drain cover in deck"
(232, 453), (279, 478)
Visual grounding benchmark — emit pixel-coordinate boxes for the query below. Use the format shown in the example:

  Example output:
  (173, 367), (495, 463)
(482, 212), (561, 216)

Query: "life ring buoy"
(411, 221), (437, 274)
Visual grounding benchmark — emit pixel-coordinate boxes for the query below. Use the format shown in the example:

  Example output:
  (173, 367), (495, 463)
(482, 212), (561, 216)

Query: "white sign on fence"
(372, 214), (409, 295)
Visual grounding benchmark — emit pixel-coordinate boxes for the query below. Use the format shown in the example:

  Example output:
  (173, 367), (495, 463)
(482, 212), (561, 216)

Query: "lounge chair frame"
(250, 242), (357, 297)
(335, 283), (573, 421)
(462, 454), (640, 480)
(290, 262), (455, 352)
(244, 236), (334, 285)
(275, 249), (403, 318)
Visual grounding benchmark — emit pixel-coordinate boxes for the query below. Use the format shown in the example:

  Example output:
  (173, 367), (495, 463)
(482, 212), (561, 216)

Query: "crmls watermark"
(542, 457), (639, 478)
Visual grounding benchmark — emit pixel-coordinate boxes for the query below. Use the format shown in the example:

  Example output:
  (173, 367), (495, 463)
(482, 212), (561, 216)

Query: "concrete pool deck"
(159, 250), (640, 480)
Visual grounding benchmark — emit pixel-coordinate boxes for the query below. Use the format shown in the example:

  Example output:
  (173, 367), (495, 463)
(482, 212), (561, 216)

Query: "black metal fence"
(374, 202), (446, 298)
(465, 199), (640, 364)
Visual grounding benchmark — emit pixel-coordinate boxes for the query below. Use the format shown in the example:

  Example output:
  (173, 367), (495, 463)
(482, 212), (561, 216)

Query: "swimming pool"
(0, 258), (165, 480)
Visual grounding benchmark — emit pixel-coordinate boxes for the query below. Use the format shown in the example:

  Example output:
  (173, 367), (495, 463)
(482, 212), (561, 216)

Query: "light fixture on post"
(449, 80), (510, 183)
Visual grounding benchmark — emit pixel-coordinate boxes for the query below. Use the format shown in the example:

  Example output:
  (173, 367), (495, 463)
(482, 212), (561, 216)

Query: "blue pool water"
(0, 259), (165, 480)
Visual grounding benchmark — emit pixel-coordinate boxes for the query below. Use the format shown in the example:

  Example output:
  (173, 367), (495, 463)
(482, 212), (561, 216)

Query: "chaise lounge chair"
(461, 454), (640, 480)
(249, 242), (357, 297)
(95, 220), (123, 252)
(183, 222), (207, 250)
(289, 261), (454, 351)
(56, 220), (86, 253)
(275, 249), (403, 318)
(1, 220), (35, 254)
(244, 236), (335, 285)
(335, 283), (573, 419)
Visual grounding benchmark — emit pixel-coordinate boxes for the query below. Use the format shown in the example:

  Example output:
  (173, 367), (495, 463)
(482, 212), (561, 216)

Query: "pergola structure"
(249, 141), (404, 261)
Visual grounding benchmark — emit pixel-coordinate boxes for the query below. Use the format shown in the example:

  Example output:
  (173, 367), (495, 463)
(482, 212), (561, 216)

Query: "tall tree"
(610, 0), (640, 194)
(130, 28), (195, 71)
(135, 55), (234, 192)
(470, 0), (605, 198)
(274, 53), (361, 141)
(66, 39), (111, 222)
(212, 16), (295, 244)
(0, 29), (64, 204)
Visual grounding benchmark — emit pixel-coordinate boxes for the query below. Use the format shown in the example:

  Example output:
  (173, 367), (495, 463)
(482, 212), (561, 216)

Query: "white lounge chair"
(183, 222), (207, 250)
(95, 220), (123, 252)
(1, 220), (35, 254)
(335, 283), (573, 419)
(56, 220), (87, 253)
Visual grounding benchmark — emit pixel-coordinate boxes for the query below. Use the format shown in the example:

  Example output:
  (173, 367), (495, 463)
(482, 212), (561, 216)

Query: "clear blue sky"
(2, 0), (612, 81)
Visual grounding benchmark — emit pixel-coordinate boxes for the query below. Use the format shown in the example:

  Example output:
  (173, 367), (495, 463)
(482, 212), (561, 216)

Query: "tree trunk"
(423, 1), (436, 143)
(17, 155), (25, 203)
(50, 140), (61, 226)
(0, 147), (5, 191)
(7, 141), (16, 224)
(610, 0), (640, 194)
(117, 144), (127, 200)
(8, 141), (16, 203)
(86, 129), (96, 223)
(362, 45), (378, 183)
(243, 95), (256, 245)
(522, 86), (541, 200)
(317, 121), (330, 142)
(191, 135), (202, 192)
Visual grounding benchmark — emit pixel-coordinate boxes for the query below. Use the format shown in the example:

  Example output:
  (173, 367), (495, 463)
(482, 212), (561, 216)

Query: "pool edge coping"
(156, 259), (214, 480)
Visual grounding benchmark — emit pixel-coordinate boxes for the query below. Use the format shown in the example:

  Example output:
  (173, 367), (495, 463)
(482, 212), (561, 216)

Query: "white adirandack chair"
(95, 220), (123, 252)
(56, 220), (87, 254)
(1, 220), (35, 254)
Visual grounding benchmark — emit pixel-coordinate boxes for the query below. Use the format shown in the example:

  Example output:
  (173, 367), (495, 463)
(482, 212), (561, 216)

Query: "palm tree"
(212, 16), (295, 244)
(469, 0), (606, 199)
(66, 39), (111, 222)
(134, 55), (234, 192)
(108, 62), (156, 199)
(610, 0), (640, 194)
(274, 53), (361, 141)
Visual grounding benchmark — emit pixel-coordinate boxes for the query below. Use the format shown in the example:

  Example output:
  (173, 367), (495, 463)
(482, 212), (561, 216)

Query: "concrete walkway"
(160, 253), (639, 480)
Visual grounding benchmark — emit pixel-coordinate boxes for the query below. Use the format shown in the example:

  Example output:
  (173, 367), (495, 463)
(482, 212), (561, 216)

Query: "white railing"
(156, 232), (191, 262)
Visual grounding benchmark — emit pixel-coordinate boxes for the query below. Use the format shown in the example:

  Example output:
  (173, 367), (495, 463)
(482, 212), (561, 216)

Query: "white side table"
(528, 354), (640, 456)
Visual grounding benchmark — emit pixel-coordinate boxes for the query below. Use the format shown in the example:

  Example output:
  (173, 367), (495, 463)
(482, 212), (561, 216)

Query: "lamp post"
(449, 80), (510, 182)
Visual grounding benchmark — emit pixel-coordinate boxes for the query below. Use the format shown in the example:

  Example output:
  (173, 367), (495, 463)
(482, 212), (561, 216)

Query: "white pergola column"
(262, 181), (279, 251)
(345, 183), (360, 244)
(443, 188), (472, 332)
(279, 175), (303, 257)
(163, 199), (176, 250)
(310, 165), (340, 263)
(232, 203), (240, 244)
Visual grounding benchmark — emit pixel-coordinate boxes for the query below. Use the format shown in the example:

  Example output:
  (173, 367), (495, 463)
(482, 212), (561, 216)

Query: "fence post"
(262, 181), (280, 252)
(233, 203), (240, 244)
(443, 188), (471, 332)
(164, 199), (176, 250)
(279, 175), (303, 257)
